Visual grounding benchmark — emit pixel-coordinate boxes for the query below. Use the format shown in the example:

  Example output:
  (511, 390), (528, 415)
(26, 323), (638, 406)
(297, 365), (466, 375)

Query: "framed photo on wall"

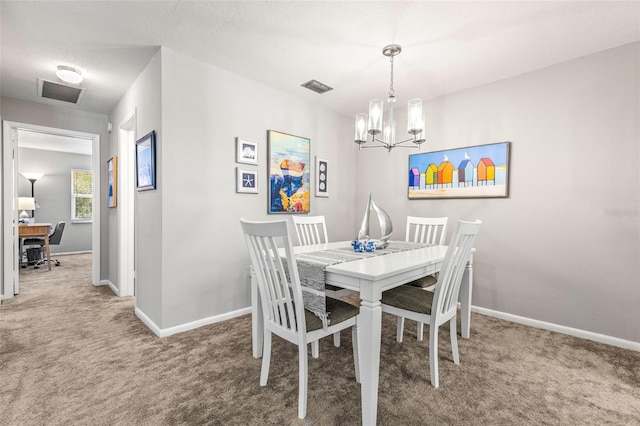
(408, 141), (511, 199)
(267, 130), (310, 214)
(107, 156), (117, 207)
(135, 131), (156, 191)
(236, 168), (258, 193)
(236, 137), (259, 165)
(315, 156), (329, 197)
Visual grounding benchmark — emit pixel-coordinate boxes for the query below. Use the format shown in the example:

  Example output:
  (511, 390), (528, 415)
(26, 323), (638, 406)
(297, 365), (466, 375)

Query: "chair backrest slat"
(242, 219), (305, 334)
(433, 220), (481, 318)
(292, 215), (328, 246)
(406, 216), (448, 245)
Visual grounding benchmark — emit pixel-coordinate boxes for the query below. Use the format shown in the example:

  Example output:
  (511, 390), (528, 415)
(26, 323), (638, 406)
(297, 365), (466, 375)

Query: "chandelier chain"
(388, 55), (395, 100)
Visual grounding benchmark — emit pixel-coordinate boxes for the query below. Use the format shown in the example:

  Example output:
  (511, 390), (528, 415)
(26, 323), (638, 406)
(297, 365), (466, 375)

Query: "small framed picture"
(315, 157), (329, 197)
(236, 167), (258, 193)
(236, 137), (259, 165)
(107, 156), (117, 207)
(135, 130), (156, 191)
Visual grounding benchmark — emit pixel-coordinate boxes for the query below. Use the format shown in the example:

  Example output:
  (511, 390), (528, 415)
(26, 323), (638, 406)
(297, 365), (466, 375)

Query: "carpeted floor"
(1, 253), (639, 425)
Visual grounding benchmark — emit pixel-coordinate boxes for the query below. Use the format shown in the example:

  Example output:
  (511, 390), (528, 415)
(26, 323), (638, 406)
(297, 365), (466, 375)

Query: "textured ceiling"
(1, 1), (638, 118)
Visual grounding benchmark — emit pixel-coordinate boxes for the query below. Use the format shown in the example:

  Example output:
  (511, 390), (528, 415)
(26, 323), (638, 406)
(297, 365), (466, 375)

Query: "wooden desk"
(251, 241), (475, 425)
(18, 223), (52, 271)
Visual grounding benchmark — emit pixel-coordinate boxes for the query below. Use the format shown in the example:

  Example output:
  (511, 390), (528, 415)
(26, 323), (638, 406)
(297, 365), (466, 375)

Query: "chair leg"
(396, 316), (405, 343)
(450, 317), (460, 365)
(352, 324), (360, 384)
(298, 342), (309, 419)
(429, 324), (439, 388)
(333, 331), (341, 347)
(417, 322), (424, 341)
(260, 330), (272, 386)
(311, 340), (319, 359)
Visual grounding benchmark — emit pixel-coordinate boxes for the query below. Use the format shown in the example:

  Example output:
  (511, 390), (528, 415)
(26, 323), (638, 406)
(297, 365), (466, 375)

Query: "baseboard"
(472, 306), (640, 352)
(98, 280), (119, 295)
(50, 250), (92, 256)
(135, 306), (252, 338)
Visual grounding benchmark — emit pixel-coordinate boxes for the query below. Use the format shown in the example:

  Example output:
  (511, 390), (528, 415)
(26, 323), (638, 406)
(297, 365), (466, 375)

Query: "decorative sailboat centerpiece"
(353, 192), (393, 251)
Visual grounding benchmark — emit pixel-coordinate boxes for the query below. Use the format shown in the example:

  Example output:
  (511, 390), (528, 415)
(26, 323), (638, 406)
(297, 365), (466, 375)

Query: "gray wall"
(109, 49), (162, 325)
(18, 147), (92, 253)
(108, 47), (356, 330)
(1, 98), (109, 279)
(355, 42), (640, 343)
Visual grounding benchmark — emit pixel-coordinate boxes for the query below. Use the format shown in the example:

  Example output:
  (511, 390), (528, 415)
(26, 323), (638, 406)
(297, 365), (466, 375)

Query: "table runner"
(295, 241), (431, 328)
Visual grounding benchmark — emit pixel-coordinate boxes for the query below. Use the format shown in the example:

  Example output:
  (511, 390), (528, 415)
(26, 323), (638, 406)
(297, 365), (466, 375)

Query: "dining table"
(250, 240), (475, 426)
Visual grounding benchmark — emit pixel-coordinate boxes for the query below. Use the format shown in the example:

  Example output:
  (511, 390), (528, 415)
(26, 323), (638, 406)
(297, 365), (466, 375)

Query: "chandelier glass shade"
(354, 44), (425, 152)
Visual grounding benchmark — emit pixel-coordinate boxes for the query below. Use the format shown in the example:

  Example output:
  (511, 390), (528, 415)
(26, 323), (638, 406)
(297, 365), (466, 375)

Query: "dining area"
(242, 213), (480, 425)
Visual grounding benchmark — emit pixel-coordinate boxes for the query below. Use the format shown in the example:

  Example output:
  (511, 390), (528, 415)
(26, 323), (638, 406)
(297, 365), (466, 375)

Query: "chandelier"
(354, 44), (425, 152)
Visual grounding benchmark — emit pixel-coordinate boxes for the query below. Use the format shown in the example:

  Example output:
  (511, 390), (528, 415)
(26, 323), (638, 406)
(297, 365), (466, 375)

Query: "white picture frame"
(315, 156), (329, 197)
(236, 167), (258, 193)
(236, 137), (259, 165)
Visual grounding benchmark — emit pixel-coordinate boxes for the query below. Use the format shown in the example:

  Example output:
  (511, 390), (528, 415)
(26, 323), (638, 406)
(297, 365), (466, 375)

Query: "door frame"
(118, 111), (136, 297)
(1, 120), (100, 298)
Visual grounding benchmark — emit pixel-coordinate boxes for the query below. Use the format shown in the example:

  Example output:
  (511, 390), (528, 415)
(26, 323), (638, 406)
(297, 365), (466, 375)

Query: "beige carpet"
(1, 253), (639, 425)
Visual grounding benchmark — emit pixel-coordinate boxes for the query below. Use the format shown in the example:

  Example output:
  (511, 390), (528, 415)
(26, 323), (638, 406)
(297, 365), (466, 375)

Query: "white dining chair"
(292, 215), (354, 348)
(292, 214), (329, 246)
(398, 216), (448, 342)
(240, 218), (360, 420)
(382, 219), (481, 388)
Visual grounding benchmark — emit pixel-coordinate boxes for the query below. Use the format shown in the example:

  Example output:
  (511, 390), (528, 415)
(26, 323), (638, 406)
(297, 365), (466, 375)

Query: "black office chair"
(22, 222), (66, 268)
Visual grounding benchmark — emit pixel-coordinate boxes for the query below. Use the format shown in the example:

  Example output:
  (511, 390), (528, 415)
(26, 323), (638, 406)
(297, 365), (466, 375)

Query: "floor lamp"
(20, 172), (43, 218)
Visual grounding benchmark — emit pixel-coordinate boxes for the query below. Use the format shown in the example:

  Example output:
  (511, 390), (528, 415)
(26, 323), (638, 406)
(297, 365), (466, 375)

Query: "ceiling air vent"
(37, 79), (86, 104)
(301, 79), (333, 94)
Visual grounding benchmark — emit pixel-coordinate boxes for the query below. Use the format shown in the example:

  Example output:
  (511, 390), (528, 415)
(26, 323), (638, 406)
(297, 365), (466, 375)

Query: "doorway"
(117, 112), (135, 297)
(1, 121), (100, 299)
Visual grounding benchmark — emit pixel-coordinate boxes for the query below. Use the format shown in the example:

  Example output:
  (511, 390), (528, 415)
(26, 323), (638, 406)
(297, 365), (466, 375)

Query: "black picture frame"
(135, 130), (156, 191)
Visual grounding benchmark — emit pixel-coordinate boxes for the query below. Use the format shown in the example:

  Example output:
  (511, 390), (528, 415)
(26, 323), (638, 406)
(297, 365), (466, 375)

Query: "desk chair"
(241, 218), (360, 419)
(398, 216), (448, 341)
(22, 222), (65, 268)
(382, 219), (481, 388)
(292, 215), (354, 348)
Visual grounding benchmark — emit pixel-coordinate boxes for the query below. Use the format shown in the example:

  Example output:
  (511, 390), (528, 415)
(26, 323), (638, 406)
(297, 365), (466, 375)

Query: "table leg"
(250, 266), (263, 358)
(44, 235), (51, 271)
(459, 253), (473, 339)
(359, 297), (382, 426)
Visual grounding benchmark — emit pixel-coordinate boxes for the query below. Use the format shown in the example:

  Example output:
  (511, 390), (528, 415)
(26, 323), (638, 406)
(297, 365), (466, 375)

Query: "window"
(71, 169), (93, 222)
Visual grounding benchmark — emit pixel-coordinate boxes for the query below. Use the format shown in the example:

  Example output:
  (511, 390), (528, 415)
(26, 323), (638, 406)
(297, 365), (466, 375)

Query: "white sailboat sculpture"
(357, 192), (393, 249)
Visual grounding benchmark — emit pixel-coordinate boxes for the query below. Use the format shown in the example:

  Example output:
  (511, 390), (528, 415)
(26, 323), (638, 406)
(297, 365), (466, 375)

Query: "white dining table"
(250, 241), (475, 426)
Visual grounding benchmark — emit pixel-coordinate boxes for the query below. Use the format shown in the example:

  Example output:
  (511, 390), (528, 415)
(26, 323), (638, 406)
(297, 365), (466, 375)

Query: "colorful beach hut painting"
(267, 130), (311, 213)
(477, 157), (495, 186)
(457, 159), (474, 187)
(408, 141), (510, 199)
(437, 160), (454, 188)
(409, 168), (420, 189)
(425, 164), (438, 188)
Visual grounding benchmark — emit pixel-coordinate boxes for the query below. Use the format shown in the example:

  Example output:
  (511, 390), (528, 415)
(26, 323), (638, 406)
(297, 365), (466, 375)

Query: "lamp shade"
(21, 172), (44, 181)
(18, 197), (36, 210)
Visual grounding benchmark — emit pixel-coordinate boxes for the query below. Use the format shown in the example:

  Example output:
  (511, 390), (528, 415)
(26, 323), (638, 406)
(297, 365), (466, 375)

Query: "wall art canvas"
(408, 141), (510, 199)
(107, 156), (117, 207)
(236, 167), (258, 193)
(267, 130), (310, 213)
(135, 130), (156, 191)
(315, 157), (329, 197)
(236, 137), (258, 165)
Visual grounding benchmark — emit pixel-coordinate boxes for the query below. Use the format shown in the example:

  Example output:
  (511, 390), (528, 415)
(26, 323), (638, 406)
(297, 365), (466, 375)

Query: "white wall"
(158, 47), (356, 329)
(356, 42), (640, 343)
(109, 49), (163, 324)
